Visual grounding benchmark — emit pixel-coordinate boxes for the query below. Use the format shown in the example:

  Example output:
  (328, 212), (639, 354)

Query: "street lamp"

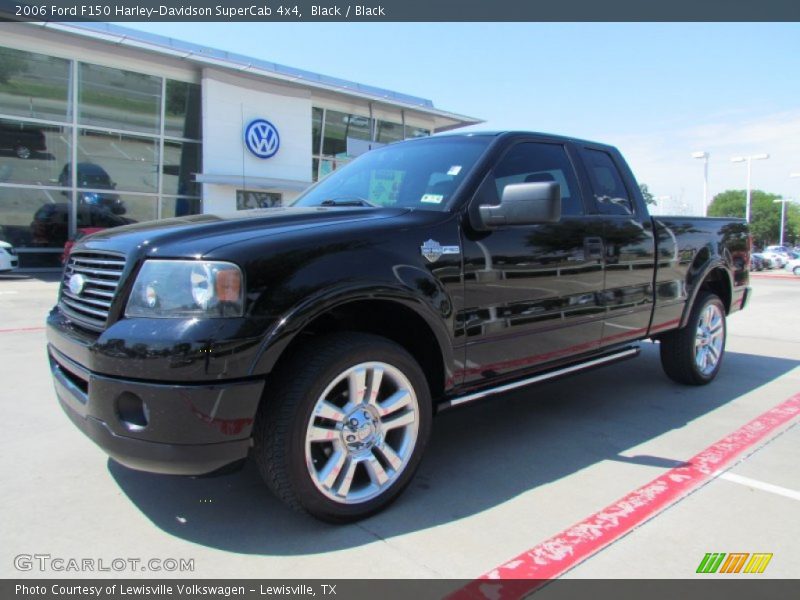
(731, 154), (769, 223)
(773, 198), (791, 247)
(692, 151), (709, 215)
(786, 173), (800, 247)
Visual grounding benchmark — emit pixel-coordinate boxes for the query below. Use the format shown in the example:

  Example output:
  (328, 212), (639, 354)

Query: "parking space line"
(450, 393), (800, 599)
(717, 472), (800, 502)
(0, 326), (46, 333)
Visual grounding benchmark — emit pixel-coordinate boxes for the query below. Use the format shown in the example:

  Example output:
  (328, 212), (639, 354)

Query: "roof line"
(29, 21), (481, 125)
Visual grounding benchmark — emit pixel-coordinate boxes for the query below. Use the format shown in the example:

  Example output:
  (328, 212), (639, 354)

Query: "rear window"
(584, 148), (634, 215)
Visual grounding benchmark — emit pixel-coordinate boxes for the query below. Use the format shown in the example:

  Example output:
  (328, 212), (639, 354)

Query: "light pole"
(773, 198), (790, 247)
(788, 173), (800, 247)
(692, 151), (709, 215)
(731, 154), (769, 223)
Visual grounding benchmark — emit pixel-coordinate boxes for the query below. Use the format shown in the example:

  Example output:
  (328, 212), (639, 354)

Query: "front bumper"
(49, 344), (264, 475)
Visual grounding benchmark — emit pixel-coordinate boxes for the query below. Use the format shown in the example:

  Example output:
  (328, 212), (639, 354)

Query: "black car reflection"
(0, 122), (46, 159)
(58, 162), (126, 215)
(30, 202), (133, 247)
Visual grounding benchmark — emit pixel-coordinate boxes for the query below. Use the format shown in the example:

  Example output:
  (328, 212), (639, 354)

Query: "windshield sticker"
(421, 194), (444, 204)
(447, 165), (462, 176)
(369, 169), (404, 206)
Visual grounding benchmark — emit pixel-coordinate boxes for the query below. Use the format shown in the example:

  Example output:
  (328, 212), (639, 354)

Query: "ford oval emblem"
(68, 273), (86, 296)
(244, 119), (280, 159)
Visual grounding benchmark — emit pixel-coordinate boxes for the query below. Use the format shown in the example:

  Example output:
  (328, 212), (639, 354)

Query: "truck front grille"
(60, 251), (126, 331)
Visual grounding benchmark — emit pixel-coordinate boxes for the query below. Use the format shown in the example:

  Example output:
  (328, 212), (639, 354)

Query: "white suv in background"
(0, 241), (19, 273)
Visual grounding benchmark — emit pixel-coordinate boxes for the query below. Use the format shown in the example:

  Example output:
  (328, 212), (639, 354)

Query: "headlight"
(126, 260), (244, 318)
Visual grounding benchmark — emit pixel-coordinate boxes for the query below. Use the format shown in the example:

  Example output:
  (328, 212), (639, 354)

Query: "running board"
(438, 346), (640, 412)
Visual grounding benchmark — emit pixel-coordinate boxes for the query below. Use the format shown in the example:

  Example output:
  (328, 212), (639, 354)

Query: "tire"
(253, 332), (432, 522)
(14, 145), (31, 159)
(660, 292), (726, 385)
(794, 266), (800, 277)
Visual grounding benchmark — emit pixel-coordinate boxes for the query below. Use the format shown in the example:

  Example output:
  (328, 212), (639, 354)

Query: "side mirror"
(478, 181), (561, 228)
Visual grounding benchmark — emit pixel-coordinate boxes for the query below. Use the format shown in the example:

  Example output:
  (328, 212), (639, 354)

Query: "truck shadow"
(108, 343), (799, 555)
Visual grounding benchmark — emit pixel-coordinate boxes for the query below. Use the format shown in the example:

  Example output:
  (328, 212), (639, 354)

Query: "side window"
(492, 142), (584, 216)
(584, 149), (634, 215)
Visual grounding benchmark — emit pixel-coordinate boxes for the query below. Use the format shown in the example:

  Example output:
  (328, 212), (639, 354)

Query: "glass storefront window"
(0, 118), (71, 186)
(161, 196), (201, 219)
(162, 140), (201, 196)
(0, 52), (203, 268)
(0, 186), (71, 248)
(405, 126), (431, 139)
(322, 109), (371, 157)
(164, 80), (202, 140)
(236, 190), (282, 210)
(376, 120), (403, 144)
(0, 47), (71, 122)
(92, 193), (157, 225)
(76, 129), (158, 194)
(79, 63), (161, 134)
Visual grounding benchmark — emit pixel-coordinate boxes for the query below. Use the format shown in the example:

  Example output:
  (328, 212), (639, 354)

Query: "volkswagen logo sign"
(244, 119), (280, 159)
(68, 273), (86, 296)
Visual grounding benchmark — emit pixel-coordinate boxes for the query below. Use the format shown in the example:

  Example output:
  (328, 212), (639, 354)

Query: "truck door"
(460, 140), (605, 387)
(578, 145), (657, 347)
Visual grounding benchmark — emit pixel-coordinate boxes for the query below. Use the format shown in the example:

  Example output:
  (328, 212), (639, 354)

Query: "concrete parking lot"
(0, 271), (798, 583)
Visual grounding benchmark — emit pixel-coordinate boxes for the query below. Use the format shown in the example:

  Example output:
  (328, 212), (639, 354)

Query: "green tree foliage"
(639, 183), (656, 205)
(708, 189), (800, 247)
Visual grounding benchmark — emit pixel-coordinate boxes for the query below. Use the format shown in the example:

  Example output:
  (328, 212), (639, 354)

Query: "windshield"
(292, 136), (491, 211)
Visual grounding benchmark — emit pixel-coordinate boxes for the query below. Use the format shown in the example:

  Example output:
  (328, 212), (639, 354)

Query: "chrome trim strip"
(440, 347), (640, 411)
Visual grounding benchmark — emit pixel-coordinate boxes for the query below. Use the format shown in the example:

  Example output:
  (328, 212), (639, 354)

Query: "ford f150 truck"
(47, 132), (750, 522)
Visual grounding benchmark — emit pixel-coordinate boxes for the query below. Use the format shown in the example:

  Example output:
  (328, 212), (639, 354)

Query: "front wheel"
(253, 332), (432, 522)
(14, 144), (31, 159)
(660, 292), (726, 385)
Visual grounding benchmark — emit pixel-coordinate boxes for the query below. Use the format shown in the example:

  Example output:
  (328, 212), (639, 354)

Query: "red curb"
(450, 393), (800, 599)
(0, 326), (46, 333)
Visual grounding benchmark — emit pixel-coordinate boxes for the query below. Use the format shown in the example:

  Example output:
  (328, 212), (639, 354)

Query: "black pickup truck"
(47, 132), (750, 522)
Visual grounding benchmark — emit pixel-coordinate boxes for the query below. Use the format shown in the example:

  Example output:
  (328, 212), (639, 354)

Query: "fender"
(247, 282), (457, 384)
(679, 258), (734, 329)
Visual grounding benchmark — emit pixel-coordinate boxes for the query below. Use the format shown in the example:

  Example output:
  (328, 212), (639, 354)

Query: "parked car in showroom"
(30, 203), (132, 248)
(62, 227), (107, 264)
(58, 163), (127, 215)
(0, 122), (46, 159)
(0, 240), (19, 272)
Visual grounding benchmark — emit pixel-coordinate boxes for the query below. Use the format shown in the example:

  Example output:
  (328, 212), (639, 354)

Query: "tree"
(708, 189), (800, 247)
(639, 183), (656, 205)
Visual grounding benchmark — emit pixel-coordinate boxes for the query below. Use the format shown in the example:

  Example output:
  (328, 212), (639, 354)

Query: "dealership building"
(0, 22), (479, 269)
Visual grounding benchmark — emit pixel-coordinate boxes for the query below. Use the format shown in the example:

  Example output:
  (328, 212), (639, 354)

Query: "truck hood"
(80, 206), (411, 258)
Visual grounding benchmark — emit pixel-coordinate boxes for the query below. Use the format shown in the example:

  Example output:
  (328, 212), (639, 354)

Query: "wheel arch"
(249, 289), (454, 402)
(680, 263), (733, 328)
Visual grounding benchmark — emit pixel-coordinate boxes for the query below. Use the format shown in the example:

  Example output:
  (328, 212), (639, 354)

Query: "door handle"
(583, 237), (604, 259)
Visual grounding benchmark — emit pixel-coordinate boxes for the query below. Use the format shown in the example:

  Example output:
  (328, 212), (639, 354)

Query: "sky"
(116, 22), (800, 215)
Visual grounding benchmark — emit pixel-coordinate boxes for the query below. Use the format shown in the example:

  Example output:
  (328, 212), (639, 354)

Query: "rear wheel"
(253, 332), (432, 522)
(660, 292), (726, 385)
(14, 144), (31, 159)
(793, 266), (800, 277)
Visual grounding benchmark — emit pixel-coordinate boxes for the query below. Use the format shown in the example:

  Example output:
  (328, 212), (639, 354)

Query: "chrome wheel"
(694, 303), (724, 375)
(305, 361), (419, 504)
(14, 145), (31, 159)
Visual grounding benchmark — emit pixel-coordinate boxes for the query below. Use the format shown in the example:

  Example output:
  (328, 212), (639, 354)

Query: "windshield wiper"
(319, 197), (377, 208)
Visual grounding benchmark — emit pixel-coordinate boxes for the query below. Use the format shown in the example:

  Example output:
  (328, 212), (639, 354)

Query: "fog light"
(116, 392), (149, 431)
